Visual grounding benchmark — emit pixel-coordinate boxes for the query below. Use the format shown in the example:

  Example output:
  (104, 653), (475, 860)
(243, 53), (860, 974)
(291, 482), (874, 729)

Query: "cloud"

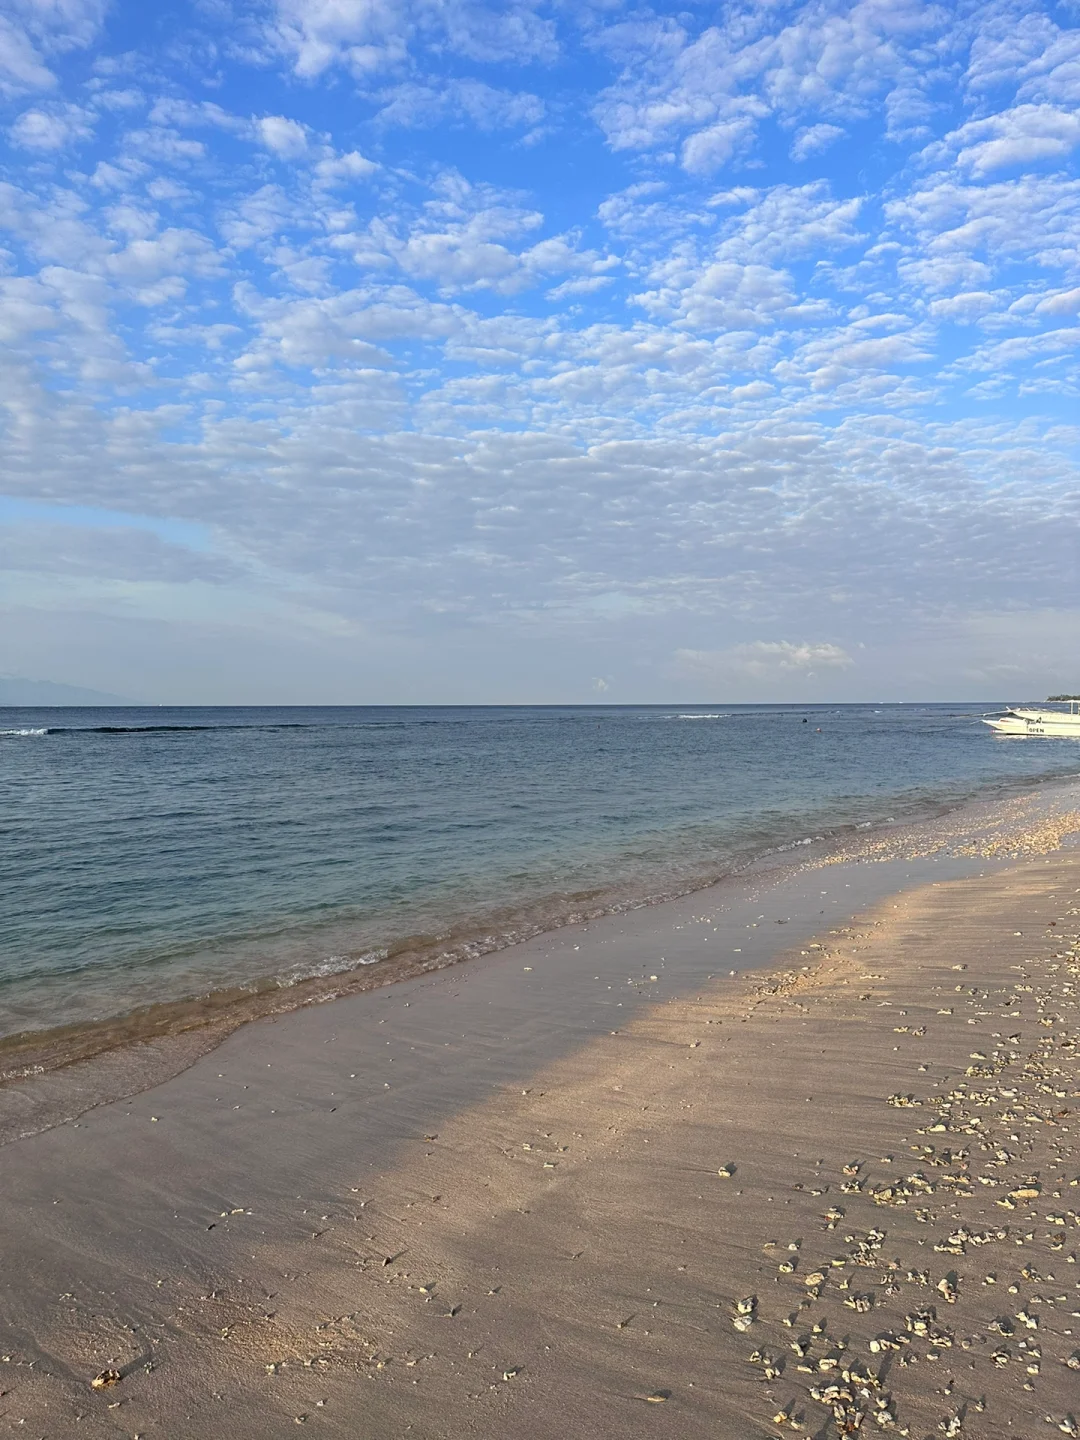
(348, 176), (615, 297)
(630, 183), (863, 329)
(218, 184), (300, 250)
(0, 274), (62, 344)
(0, 522), (237, 584)
(635, 258), (797, 329)
(104, 227), (223, 303)
(9, 102), (94, 149)
(1034, 287), (1080, 317)
(718, 183), (865, 263)
(123, 127), (208, 165)
(790, 122), (844, 160)
(1018, 30), (1080, 106)
(546, 275), (613, 300)
(231, 286), (404, 370)
(256, 114), (310, 160)
(374, 78), (545, 132)
(267, 0), (556, 80)
(591, 0), (948, 167)
(927, 291), (999, 322)
(681, 116), (758, 175)
(937, 103), (1080, 176)
(313, 149), (379, 187)
(147, 100), (378, 184)
(0, 0), (108, 96)
(437, 0), (557, 65)
(966, 9), (1080, 107)
(267, 0), (410, 79)
(887, 173), (1080, 277)
(672, 642), (856, 686)
(147, 98), (248, 134)
(0, 17), (56, 95)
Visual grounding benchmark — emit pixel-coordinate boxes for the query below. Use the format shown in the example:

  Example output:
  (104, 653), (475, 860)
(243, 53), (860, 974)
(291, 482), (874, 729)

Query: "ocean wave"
(285, 948), (389, 985)
(673, 713), (730, 720)
(0, 727), (47, 737)
(39, 723), (321, 735)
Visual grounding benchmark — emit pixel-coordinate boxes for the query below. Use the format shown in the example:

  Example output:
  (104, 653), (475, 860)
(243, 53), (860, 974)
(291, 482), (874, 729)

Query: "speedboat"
(983, 700), (1080, 736)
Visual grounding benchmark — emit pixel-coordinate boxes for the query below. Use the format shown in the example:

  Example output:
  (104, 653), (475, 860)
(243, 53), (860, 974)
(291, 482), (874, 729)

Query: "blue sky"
(1, 0), (1079, 702)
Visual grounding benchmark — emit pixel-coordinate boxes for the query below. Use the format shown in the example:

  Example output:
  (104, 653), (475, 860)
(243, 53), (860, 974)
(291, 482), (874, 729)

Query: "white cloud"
(256, 114), (310, 160)
(928, 291), (999, 322)
(887, 174), (1080, 276)
(937, 103), (1080, 177)
(438, 0), (557, 65)
(124, 127), (208, 165)
(104, 227), (223, 304)
(233, 295), (396, 370)
(375, 78), (545, 131)
(313, 150), (379, 187)
(0, 0), (108, 96)
(759, 0), (942, 117)
(0, 16), (56, 94)
(0, 522), (237, 584)
(629, 183), (862, 329)
(1034, 287), (1080, 318)
(218, 184), (299, 250)
(9, 102), (94, 149)
(592, 0), (948, 167)
(635, 258), (797, 329)
(148, 98), (248, 133)
(790, 122), (844, 160)
(546, 275), (613, 300)
(348, 176), (615, 297)
(717, 183), (865, 263)
(0, 274), (60, 343)
(673, 642), (856, 686)
(268, 0), (409, 79)
(1017, 29), (1080, 106)
(681, 115), (758, 175)
(775, 314), (932, 390)
(268, 0), (556, 80)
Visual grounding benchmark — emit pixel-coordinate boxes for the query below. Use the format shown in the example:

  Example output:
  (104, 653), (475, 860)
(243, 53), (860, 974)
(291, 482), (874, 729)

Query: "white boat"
(983, 700), (1080, 736)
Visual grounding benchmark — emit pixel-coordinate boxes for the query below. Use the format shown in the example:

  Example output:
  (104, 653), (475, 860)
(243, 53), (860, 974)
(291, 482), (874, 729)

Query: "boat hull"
(983, 715), (1080, 736)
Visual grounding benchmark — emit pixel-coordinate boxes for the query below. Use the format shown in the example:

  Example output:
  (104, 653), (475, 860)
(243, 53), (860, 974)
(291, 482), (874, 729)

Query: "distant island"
(0, 677), (133, 705)
(1047, 694), (1080, 702)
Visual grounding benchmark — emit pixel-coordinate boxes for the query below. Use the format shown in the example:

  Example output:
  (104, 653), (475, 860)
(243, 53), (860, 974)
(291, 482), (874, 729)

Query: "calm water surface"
(1, 703), (1077, 1040)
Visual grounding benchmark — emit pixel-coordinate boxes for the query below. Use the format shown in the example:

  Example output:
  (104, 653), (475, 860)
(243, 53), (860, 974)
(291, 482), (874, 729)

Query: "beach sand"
(1, 843), (1079, 1438)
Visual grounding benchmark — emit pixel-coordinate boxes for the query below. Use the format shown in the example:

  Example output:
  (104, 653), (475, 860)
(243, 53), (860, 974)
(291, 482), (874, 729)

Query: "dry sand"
(1, 844), (1079, 1438)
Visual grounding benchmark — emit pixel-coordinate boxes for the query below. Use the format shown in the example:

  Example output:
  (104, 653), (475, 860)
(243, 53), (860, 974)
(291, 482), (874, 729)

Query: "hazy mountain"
(0, 677), (133, 705)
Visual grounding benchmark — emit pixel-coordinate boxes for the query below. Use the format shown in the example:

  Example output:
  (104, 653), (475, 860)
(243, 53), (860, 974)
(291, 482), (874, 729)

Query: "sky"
(1, 0), (1079, 704)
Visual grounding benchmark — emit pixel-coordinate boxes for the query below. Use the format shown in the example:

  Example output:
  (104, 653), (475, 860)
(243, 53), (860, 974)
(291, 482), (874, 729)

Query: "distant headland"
(0, 677), (133, 705)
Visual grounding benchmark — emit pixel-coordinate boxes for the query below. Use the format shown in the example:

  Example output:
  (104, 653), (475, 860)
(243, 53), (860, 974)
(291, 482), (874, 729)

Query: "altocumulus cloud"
(0, 0), (1078, 702)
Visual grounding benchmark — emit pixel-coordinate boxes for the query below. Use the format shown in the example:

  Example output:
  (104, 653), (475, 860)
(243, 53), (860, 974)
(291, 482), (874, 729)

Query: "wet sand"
(1, 843), (1079, 1437)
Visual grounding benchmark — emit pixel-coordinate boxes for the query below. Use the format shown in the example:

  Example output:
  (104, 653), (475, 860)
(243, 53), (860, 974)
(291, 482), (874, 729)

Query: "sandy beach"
(1, 827), (1079, 1438)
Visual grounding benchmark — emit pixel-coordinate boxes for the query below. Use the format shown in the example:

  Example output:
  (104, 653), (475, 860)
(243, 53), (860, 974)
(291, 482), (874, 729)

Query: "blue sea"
(2, 703), (1078, 1051)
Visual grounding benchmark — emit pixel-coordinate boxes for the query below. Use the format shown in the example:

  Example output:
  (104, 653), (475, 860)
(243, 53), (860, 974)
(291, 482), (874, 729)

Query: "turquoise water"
(1, 703), (1077, 1041)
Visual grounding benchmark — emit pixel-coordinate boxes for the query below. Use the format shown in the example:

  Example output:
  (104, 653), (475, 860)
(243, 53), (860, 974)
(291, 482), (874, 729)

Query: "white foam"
(281, 947), (388, 986)
(0, 727), (47, 737)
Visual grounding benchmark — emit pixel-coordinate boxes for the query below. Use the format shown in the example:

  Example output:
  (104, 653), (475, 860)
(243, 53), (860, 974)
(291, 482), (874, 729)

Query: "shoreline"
(0, 844), (1078, 1435)
(2, 774), (1080, 1145)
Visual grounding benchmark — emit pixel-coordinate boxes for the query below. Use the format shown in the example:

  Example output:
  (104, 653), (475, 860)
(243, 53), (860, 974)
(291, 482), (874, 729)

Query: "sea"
(2, 703), (1079, 1057)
